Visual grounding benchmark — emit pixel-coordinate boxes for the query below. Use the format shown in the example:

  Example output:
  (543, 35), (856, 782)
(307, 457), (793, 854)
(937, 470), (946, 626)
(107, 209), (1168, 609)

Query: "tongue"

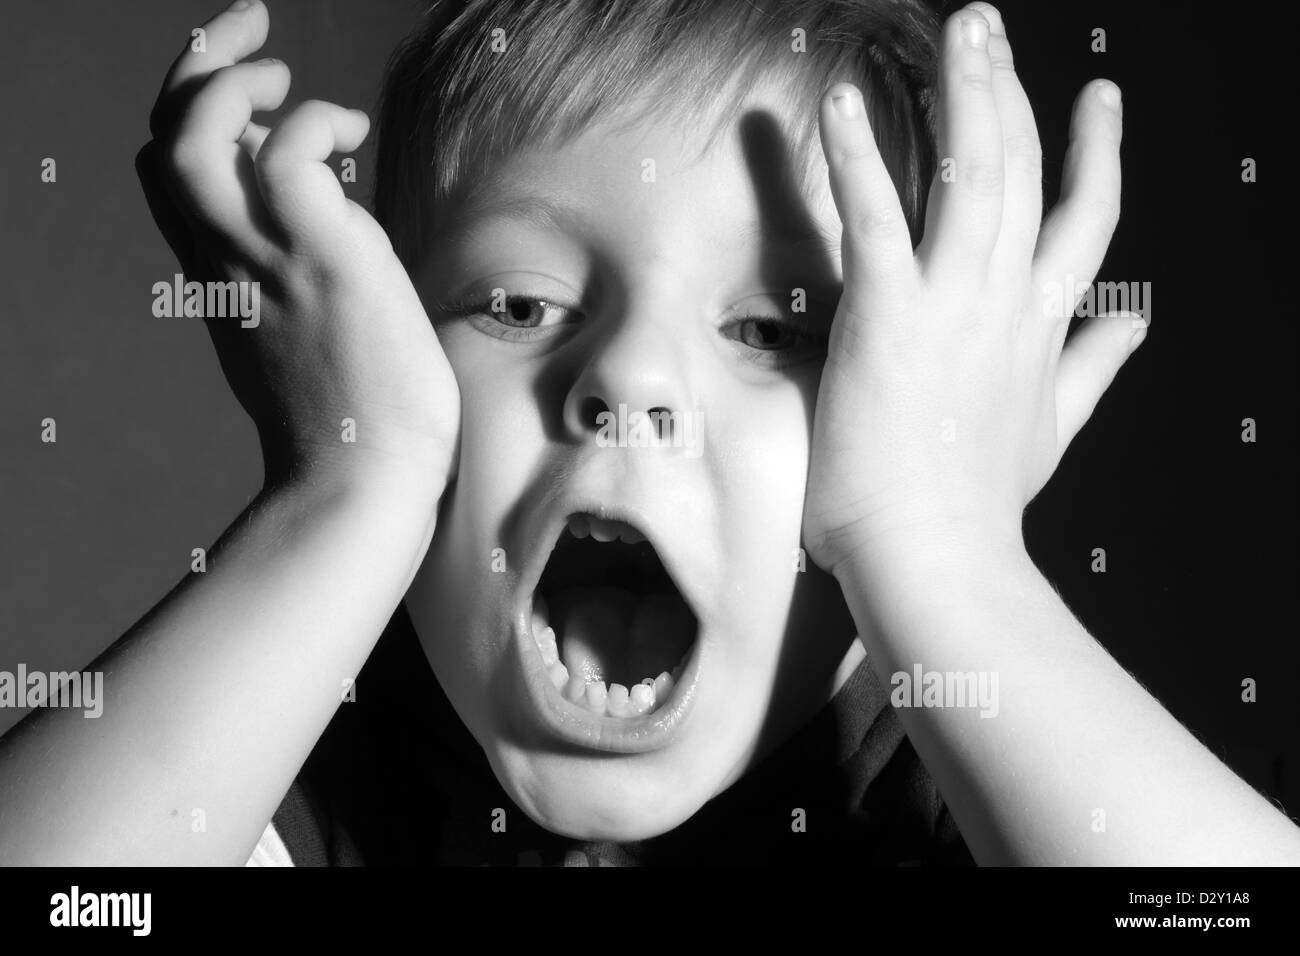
(550, 586), (695, 687)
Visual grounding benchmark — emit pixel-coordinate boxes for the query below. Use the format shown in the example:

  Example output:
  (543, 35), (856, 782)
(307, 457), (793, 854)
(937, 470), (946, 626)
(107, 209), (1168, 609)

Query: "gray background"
(1, 0), (413, 730)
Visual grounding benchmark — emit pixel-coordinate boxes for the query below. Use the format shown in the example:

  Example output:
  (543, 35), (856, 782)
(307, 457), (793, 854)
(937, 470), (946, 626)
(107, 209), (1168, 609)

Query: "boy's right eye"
(441, 292), (584, 343)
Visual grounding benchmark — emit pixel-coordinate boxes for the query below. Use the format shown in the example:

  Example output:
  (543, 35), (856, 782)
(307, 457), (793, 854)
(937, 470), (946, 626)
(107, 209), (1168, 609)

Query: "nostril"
(647, 406), (672, 441)
(579, 396), (610, 431)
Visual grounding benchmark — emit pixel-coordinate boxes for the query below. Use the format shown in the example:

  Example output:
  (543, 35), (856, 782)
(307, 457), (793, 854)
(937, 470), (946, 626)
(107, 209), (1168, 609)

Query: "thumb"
(1055, 311), (1147, 450)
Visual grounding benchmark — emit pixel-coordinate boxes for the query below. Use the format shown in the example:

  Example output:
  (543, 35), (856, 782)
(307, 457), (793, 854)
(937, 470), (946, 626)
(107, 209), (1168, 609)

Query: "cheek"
(711, 374), (818, 521)
(702, 378), (817, 637)
(410, 339), (550, 673)
(444, 339), (551, 490)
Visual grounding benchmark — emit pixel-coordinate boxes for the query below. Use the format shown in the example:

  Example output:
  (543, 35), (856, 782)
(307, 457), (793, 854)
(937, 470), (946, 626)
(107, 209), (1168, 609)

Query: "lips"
(511, 504), (705, 753)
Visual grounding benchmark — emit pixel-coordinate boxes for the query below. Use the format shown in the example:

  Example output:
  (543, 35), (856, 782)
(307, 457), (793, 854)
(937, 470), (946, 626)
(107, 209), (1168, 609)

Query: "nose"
(561, 309), (694, 448)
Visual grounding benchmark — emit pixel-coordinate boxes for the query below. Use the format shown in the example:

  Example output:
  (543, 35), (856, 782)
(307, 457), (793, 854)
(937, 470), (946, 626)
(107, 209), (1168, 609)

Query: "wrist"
(833, 522), (1045, 672)
(262, 431), (450, 511)
(253, 457), (444, 597)
(832, 512), (1033, 606)
(264, 450), (446, 534)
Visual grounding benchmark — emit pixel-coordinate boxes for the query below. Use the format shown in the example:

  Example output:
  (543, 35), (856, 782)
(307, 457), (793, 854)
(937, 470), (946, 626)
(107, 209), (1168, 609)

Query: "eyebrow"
(736, 219), (841, 255)
(445, 186), (578, 236)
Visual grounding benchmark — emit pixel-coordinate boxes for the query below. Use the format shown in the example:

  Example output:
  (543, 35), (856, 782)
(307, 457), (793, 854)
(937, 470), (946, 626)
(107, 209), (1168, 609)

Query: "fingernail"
(230, 0), (252, 11)
(971, 3), (1004, 36)
(1097, 81), (1122, 111)
(831, 88), (862, 119)
(963, 14), (989, 47)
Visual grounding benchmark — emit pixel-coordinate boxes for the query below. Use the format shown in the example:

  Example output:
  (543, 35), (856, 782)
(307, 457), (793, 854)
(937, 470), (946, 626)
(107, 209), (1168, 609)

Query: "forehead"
(432, 84), (843, 286)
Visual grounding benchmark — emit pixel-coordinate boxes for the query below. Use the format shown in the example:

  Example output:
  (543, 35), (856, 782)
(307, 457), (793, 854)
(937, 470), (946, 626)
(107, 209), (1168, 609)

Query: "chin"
(486, 739), (740, 842)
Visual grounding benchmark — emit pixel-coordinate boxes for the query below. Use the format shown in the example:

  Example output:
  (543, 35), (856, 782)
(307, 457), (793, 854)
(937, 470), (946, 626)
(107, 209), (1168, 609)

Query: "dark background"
(2, 0), (1296, 819)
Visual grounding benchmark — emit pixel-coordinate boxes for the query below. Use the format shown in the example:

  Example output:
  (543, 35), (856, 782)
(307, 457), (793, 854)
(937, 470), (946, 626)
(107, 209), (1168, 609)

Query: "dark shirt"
(271, 604), (974, 866)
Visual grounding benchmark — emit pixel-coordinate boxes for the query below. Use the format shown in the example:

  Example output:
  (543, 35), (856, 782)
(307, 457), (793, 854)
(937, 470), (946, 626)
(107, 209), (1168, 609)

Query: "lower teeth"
(537, 625), (686, 718)
(531, 589), (693, 719)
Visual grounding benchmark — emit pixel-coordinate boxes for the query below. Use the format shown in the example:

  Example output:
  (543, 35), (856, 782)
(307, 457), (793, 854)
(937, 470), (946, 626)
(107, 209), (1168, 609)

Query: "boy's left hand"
(803, 2), (1140, 576)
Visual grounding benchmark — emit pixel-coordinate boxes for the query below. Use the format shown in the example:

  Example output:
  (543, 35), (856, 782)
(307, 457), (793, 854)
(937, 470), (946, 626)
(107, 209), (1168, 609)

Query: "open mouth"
(529, 514), (699, 720)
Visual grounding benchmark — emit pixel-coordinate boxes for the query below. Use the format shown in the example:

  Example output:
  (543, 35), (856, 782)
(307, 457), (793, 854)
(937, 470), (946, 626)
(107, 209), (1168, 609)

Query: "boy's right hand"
(136, 0), (459, 496)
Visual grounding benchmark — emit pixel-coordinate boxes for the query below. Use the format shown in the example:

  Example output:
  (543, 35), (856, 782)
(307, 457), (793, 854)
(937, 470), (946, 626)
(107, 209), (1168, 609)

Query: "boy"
(1, 0), (1298, 865)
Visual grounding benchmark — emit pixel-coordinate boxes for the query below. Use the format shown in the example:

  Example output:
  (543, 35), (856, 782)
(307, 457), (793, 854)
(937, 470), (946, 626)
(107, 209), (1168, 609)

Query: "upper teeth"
(568, 514), (646, 544)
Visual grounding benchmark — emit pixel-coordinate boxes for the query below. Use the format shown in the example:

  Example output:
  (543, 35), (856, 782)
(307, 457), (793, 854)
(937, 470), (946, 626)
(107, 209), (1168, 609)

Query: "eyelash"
(721, 313), (828, 368)
(440, 294), (827, 364)
(439, 294), (581, 342)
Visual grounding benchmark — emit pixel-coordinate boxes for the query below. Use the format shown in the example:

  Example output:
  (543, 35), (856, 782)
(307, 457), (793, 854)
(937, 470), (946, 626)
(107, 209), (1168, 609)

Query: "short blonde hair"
(373, 0), (941, 270)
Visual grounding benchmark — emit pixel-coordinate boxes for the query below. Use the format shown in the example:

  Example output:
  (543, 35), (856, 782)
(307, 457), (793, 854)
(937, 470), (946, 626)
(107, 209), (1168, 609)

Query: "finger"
(169, 58), (291, 254)
(1055, 310), (1147, 450)
(173, 58), (290, 159)
(135, 141), (197, 272)
(967, 3), (1042, 275)
(256, 100), (370, 244)
(239, 121), (270, 158)
(818, 83), (915, 324)
(1034, 80), (1123, 317)
(918, 8), (1003, 285)
(151, 0), (271, 139)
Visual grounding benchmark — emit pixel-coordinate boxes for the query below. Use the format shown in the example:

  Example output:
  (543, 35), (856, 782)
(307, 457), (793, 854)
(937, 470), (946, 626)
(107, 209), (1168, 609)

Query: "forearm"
(838, 534), (1300, 866)
(0, 467), (439, 865)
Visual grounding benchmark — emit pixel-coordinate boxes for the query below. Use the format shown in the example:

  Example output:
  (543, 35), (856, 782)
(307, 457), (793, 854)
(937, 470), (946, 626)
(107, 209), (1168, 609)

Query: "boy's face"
(407, 81), (863, 841)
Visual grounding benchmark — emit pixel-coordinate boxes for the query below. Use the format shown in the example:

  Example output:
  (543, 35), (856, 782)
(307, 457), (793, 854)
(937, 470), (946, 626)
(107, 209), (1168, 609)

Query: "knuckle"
(297, 98), (335, 120)
(206, 62), (238, 86)
(275, 98), (337, 137)
(990, 51), (1016, 75)
(1004, 132), (1043, 170)
(193, 71), (237, 109)
(848, 200), (907, 239)
(962, 158), (1004, 196)
(957, 70), (993, 94)
(834, 141), (876, 165)
(185, 66), (233, 106)
(255, 145), (289, 177)
(165, 136), (202, 178)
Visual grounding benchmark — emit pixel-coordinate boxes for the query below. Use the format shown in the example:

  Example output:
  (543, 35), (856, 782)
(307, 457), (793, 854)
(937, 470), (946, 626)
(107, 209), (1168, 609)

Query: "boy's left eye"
(720, 314), (826, 368)
(730, 317), (800, 350)
(492, 296), (576, 329)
